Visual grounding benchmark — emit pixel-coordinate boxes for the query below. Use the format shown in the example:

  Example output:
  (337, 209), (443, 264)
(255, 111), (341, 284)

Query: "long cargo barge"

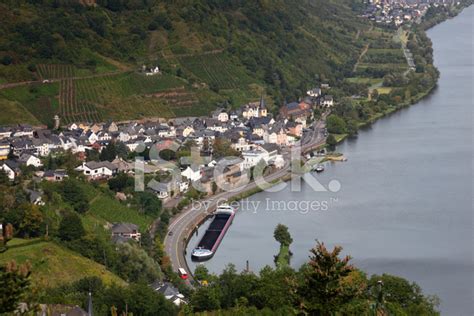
(191, 204), (236, 261)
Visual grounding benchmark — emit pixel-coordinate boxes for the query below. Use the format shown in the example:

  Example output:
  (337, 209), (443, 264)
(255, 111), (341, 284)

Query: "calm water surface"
(187, 6), (473, 315)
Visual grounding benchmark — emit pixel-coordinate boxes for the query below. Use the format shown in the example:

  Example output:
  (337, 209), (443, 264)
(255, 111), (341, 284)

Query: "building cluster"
(0, 86), (333, 197)
(362, 0), (458, 26)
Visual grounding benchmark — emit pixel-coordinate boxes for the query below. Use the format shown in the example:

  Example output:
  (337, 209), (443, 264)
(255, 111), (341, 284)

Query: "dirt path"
(0, 70), (129, 91)
(353, 44), (369, 72)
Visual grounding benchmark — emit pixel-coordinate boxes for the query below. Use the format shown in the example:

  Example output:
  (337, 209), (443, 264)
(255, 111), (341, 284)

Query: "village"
(362, 0), (459, 26)
(0, 89), (332, 216)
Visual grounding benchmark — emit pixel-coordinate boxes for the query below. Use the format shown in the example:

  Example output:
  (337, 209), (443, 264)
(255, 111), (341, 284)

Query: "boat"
(191, 204), (236, 261)
(314, 164), (325, 172)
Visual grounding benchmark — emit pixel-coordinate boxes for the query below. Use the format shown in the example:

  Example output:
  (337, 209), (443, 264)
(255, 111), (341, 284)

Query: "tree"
(326, 134), (337, 147)
(133, 191), (162, 217)
(100, 142), (117, 162)
(126, 283), (177, 316)
(115, 142), (129, 159)
(273, 224), (293, 246)
(191, 286), (221, 312)
(115, 243), (161, 283)
(194, 264), (211, 282)
(297, 241), (356, 314)
(253, 266), (296, 310)
(346, 119), (358, 136)
(212, 138), (240, 159)
(61, 179), (89, 213)
(58, 212), (85, 241)
(326, 114), (347, 134)
(368, 274), (440, 315)
(108, 173), (133, 192)
(86, 148), (100, 162)
(0, 261), (31, 314)
(18, 204), (44, 238)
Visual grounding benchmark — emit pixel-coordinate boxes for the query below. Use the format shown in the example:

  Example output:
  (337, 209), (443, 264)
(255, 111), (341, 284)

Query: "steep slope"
(0, 0), (368, 124)
(0, 238), (127, 289)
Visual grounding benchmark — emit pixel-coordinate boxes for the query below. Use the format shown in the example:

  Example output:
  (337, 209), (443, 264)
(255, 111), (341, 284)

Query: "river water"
(186, 6), (473, 315)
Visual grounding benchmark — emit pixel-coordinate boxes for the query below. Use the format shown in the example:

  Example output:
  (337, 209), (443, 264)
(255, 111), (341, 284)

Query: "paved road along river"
(186, 6), (473, 315)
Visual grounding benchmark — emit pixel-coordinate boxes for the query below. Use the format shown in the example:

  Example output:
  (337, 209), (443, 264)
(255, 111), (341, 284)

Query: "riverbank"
(189, 6), (473, 313)
(329, 4), (460, 145)
(166, 2), (470, 288)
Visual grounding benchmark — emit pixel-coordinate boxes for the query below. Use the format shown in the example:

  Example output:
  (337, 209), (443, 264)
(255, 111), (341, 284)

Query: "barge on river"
(191, 204), (236, 261)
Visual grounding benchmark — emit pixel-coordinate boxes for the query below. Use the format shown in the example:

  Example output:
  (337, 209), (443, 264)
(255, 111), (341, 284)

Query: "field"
(0, 238), (126, 288)
(0, 83), (59, 125)
(79, 182), (155, 231)
(375, 87), (393, 94)
(346, 77), (382, 85)
(0, 55), (263, 125)
(178, 53), (255, 90)
(74, 72), (189, 121)
(37, 64), (77, 80)
(0, 98), (40, 125)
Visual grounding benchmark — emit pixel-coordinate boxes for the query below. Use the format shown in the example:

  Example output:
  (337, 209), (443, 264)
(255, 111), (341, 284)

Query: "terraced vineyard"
(74, 73), (186, 121)
(178, 53), (255, 90)
(59, 78), (102, 124)
(37, 64), (77, 80)
(354, 27), (408, 78)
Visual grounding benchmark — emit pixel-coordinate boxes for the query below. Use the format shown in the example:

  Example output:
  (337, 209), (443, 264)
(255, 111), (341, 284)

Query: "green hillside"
(0, 238), (127, 289)
(0, 0), (368, 125)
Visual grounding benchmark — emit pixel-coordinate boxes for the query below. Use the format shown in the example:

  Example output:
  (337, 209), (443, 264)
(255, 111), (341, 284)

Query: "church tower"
(53, 115), (60, 130)
(259, 95), (267, 117)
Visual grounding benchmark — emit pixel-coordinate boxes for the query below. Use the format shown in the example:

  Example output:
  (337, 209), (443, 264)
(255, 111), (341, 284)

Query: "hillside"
(0, 238), (127, 289)
(0, 0), (368, 125)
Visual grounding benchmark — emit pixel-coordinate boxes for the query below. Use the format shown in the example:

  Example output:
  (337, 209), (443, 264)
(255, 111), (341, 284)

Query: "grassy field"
(78, 182), (154, 231)
(0, 238), (126, 288)
(89, 195), (154, 231)
(346, 77), (382, 85)
(375, 87), (393, 94)
(0, 83), (59, 125)
(0, 98), (41, 125)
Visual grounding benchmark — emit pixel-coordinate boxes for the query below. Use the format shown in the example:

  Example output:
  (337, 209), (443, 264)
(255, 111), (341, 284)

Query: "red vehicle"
(178, 268), (188, 280)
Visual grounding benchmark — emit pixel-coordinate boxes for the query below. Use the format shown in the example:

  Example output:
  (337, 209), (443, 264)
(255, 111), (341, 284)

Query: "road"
(164, 116), (327, 285)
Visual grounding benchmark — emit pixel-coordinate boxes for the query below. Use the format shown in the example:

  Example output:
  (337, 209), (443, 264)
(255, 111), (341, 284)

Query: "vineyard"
(59, 79), (102, 124)
(178, 53), (255, 90)
(37, 64), (77, 80)
(73, 73), (188, 121)
(362, 49), (406, 64)
(354, 27), (408, 78)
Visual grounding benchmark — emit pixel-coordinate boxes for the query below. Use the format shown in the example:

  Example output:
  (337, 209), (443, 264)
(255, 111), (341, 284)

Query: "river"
(186, 6), (473, 315)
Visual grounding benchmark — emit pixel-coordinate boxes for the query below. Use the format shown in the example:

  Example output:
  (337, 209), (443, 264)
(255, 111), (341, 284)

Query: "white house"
(241, 150), (268, 169)
(85, 131), (99, 144)
(97, 132), (112, 141)
(68, 123), (79, 131)
(19, 153), (43, 167)
(212, 109), (229, 122)
(75, 161), (118, 179)
(307, 87), (322, 98)
(118, 132), (131, 142)
(0, 128), (12, 139)
(111, 223), (141, 241)
(181, 165), (201, 182)
(0, 160), (20, 181)
(321, 95), (334, 107)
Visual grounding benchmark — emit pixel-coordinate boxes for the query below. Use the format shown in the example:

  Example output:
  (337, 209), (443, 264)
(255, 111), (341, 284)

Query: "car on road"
(178, 268), (188, 280)
(168, 231), (173, 236)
